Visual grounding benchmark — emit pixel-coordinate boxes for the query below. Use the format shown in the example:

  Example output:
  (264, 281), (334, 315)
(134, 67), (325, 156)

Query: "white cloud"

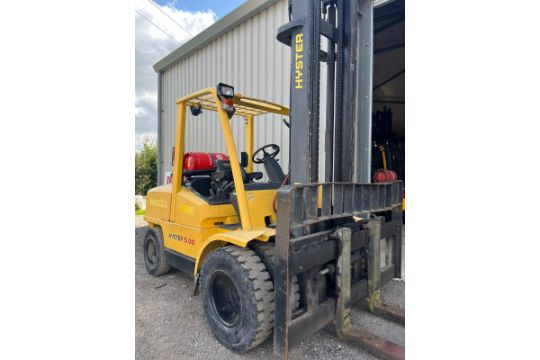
(135, 0), (216, 151)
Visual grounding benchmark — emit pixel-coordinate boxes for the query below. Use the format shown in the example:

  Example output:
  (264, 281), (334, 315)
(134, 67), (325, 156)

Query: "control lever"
(282, 118), (290, 128)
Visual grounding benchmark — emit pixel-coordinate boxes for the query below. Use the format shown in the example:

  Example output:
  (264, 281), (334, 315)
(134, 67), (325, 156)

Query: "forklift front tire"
(143, 227), (171, 276)
(200, 246), (274, 352)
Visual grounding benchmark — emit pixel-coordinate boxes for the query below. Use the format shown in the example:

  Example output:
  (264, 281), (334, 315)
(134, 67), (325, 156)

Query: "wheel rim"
(147, 239), (157, 265)
(209, 270), (242, 328)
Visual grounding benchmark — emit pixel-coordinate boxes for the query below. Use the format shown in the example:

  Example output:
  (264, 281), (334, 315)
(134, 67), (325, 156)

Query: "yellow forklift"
(145, 84), (299, 351)
(145, 0), (405, 359)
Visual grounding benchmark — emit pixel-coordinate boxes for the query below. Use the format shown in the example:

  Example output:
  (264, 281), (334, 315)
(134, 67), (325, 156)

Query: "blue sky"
(153, 0), (246, 19)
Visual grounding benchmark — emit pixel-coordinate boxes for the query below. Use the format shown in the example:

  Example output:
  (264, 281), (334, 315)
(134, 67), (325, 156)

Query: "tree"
(135, 138), (158, 195)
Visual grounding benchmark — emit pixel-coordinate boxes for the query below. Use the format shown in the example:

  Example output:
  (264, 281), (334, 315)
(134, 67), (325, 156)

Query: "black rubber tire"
(143, 227), (171, 276)
(250, 242), (300, 312)
(200, 246), (274, 352)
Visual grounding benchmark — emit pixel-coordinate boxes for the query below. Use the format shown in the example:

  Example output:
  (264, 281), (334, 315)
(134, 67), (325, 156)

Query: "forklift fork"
(334, 225), (404, 360)
(364, 216), (405, 325)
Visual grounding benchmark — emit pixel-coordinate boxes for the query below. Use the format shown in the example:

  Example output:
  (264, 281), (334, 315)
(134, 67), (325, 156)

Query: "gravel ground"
(135, 226), (404, 360)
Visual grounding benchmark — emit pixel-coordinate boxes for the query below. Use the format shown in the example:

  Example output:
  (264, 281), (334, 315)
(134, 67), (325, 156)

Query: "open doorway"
(373, 0), (405, 185)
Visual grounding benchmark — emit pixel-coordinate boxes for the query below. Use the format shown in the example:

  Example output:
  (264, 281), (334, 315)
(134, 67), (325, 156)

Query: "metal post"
(392, 206), (403, 279)
(214, 92), (252, 230)
(286, 0), (321, 184)
(245, 116), (254, 173)
(335, 227), (352, 337)
(324, 3), (336, 183)
(333, 0), (344, 182)
(337, 0), (358, 182)
(169, 102), (186, 222)
(274, 187), (292, 358)
(354, 0), (374, 184)
(366, 217), (381, 311)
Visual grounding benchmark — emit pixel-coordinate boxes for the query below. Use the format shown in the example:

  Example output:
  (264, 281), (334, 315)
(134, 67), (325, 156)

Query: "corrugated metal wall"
(160, 0), (294, 182)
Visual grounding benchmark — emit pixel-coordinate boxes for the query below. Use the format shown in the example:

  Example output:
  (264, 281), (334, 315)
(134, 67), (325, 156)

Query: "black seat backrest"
(263, 158), (286, 183)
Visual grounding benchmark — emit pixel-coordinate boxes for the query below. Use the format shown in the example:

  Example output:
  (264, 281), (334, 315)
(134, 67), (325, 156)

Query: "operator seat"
(263, 158), (285, 183)
(251, 144), (286, 183)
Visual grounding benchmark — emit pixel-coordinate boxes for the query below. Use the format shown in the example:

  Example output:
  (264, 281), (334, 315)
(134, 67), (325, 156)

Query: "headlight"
(217, 83), (234, 99)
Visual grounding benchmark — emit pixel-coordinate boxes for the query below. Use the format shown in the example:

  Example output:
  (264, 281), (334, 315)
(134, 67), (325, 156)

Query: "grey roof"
(153, 0), (281, 73)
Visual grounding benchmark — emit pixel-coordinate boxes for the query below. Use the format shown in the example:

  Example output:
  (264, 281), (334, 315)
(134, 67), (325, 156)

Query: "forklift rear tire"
(200, 246), (274, 352)
(143, 227), (171, 276)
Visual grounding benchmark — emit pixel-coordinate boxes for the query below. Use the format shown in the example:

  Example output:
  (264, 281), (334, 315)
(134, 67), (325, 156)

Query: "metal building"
(154, 0), (405, 184)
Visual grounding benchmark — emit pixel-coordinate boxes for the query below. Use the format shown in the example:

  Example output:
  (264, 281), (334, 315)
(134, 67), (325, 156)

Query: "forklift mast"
(275, 0), (404, 359)
(277, 0), (374, 184)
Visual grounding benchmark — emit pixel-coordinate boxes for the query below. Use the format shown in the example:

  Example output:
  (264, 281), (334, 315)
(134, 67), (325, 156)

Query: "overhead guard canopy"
(177, 88), (289, 118)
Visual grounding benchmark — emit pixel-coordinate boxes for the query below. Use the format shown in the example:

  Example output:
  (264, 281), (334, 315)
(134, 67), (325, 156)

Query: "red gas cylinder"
(373, 169), (387, 183)
(373, 169), (398, 183)
(385, 170), (397, 181)
(183, 152), (228, 171)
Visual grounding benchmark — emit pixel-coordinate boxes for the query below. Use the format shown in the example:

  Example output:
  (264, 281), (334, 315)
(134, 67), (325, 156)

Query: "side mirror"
(240, 152), (249, 168)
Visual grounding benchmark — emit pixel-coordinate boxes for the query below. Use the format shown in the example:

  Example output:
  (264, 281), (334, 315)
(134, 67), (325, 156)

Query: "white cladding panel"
(160, 0), (300, 181)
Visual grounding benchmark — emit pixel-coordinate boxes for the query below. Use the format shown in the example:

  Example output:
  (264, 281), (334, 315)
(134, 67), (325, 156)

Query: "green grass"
(135, 209), (146, 216)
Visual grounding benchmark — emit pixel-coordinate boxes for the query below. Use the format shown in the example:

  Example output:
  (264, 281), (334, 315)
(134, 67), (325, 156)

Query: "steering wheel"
(252, 144), (280, 164)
